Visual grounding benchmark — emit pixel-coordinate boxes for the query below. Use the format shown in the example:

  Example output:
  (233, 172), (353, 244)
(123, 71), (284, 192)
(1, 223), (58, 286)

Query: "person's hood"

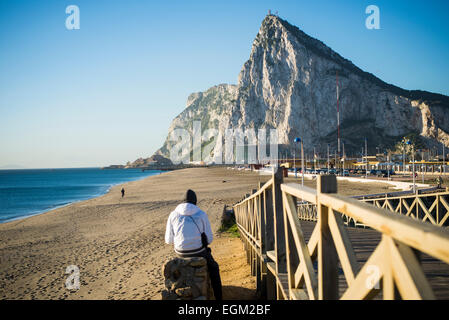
(174, 202), (201, 216)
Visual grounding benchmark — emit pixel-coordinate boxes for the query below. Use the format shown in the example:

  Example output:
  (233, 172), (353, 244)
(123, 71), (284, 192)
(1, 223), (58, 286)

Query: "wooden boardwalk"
(298, 220), (449, 299)
(233, 167), (449, 300)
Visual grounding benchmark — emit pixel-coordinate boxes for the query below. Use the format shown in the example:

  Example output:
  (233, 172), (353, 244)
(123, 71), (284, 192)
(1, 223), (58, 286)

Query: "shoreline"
(0, 169), (164, 225)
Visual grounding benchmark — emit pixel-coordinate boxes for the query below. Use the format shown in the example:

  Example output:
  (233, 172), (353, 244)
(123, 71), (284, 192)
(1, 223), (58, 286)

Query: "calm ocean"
(0, 168), (162, 223)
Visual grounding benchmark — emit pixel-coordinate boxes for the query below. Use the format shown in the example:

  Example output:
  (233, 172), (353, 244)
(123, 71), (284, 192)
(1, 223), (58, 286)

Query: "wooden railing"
(297, 189), (449, 228)
(233, 167), (449, 300)
(361, 191), (449, 227)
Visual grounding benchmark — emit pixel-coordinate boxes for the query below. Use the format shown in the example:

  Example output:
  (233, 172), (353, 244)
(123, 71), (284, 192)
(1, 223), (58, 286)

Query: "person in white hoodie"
(165, 189), (222, 300)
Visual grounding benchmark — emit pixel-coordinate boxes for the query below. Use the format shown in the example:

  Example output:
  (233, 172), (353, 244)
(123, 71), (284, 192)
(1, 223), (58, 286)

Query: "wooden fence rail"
(361, 192), (449, 227)
(297, 189), (449, 228)
(233, 167), (449, 300)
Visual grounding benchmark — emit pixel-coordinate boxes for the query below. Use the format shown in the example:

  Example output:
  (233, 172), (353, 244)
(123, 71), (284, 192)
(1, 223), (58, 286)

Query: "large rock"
(156, 84), (238, 162)
(161, 257), (212, 300)
(155, 15), (449, 159)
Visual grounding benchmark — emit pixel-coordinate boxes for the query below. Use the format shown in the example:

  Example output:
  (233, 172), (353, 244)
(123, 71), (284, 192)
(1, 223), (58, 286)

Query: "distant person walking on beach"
(121, 188), (125, 198)
(165, 189), (223, 300)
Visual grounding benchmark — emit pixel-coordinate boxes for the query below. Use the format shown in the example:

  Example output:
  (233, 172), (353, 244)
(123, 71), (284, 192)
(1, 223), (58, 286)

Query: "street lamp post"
(421, 149), (425, 184)
(301, 140), (304, 186)
(402, 142), (405, 174)
(387, 154), (390, 180)
(293, 145), (296, 178)
(407, 141), (416, 193)
(365, 137), (368, 179)
(443, 144), (446, 173)
(294, 137), (304, 186)
(327, 144), (330, 174)
(335, 150), (337, 173)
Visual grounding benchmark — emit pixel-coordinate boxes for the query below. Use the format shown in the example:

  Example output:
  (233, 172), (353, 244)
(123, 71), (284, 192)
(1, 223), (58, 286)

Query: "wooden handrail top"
(280, 183), (317, 204)
(234, 178), (273, 206)
(318, 192), (449, 264)
(361, 191), (449, 201)
(351, 187), (442, 200)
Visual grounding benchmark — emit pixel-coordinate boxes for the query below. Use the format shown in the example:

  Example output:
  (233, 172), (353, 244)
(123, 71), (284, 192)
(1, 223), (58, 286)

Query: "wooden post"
(259, 183), (266, 254)
(249, 194), (256, 276)
(317, 175), (339, 300)
(266, 268), (276, 300)
(261, 178), (276, 299)
(258, 182), (267, 299)
(264, 179), (276, 299)
(259, 257), (267, 300)
(436, 194), (440, 225)
(246, 200), (251, 264)
(273, 166), (286, 299)
(265, 188), (275, 252)
(273, 166), (286, 273)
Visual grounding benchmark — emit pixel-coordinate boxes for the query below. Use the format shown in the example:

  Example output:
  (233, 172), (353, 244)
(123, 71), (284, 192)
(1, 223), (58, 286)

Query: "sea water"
(0, 168), (162, 223)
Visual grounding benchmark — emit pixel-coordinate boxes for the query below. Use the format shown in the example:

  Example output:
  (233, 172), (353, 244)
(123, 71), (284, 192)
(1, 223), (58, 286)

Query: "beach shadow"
(222, 285), (258, 300)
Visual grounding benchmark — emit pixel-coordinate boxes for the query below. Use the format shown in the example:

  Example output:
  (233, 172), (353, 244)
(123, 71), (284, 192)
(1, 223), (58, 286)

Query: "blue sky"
(1, 0), (448, 168)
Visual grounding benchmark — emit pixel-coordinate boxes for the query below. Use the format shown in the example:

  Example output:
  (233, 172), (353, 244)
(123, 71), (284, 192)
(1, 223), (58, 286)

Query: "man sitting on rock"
(165, 189), (223, 300)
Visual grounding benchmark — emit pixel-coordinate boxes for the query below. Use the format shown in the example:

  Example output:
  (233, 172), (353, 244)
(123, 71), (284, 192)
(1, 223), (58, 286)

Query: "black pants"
(178, 248), (223, 300)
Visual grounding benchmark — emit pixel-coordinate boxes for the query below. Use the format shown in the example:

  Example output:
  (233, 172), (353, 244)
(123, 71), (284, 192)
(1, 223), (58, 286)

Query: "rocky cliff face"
(156, 84), (238, 160)
(155, 15), (449, 161)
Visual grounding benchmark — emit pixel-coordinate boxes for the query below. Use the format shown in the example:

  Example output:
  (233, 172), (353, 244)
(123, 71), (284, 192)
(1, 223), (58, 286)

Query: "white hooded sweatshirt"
(165, 202), (213, 255)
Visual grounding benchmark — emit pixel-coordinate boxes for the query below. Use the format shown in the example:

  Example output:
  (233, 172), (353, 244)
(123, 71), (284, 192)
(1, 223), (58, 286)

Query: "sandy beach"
(0, 167), (395, 300)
